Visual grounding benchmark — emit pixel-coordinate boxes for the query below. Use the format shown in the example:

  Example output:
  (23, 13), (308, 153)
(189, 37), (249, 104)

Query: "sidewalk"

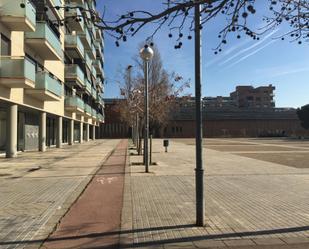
(119, 138), (309, 249)
(0, 139), (120, 249)
(43, 140), (128, 249)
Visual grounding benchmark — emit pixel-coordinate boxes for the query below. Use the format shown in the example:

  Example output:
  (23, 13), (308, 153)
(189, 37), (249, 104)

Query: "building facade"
(0, 0), (105, 157)
(99, 98), (130, 138)
(230, 85), (275, 108)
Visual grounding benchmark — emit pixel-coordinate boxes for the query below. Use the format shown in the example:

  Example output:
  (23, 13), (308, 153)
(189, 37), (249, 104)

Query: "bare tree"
(115, 45), (190, 138)
(24, 1), (309, 50)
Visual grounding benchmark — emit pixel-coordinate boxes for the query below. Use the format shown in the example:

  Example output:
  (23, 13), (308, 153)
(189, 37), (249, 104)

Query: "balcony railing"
(91, 108), (97, 118)
(65, 64), (85, 87)
(25, 22), (63, 60)
(86, 42), (96, 59)
(50, 0), (64, 18)
(65, 96), (85, 112)
(91, 66), (97, 78)
(93, 59), (103, 75)
(85, 79), (92, 94)
(65, 34), (84, 58)
(0, 0), (36, 31)
(95, 41), (103, 58)
(65, 6), (84, 31)
(91, 87), (96, 98)
(77, 25), (92, 50)
(35, 71), (63, 97)
(0, 56), (35, 88)
(84, 103), (92, 115)
(85, 52), (91, 69)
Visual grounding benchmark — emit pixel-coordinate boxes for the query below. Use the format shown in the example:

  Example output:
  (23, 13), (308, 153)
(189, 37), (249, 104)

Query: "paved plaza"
(121, 138), (309, 248)
(0, 138), (309, 248)
(0, 139), (120, 249)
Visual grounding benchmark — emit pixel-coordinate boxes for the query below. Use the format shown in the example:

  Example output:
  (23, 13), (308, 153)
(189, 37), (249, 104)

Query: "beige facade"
(0, 0), (105, 157)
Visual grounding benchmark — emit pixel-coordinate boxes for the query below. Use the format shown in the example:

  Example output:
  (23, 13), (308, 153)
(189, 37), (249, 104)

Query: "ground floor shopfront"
(0, 101), (99, 158)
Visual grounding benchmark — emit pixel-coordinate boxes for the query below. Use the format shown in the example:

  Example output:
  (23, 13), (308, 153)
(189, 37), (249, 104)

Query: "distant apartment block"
(0, 0), (105, 157)
(230, 84), (275, 108)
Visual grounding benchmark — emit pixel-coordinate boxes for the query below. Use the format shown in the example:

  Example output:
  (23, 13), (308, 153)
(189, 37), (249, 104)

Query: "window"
(1, 34), (11, 56)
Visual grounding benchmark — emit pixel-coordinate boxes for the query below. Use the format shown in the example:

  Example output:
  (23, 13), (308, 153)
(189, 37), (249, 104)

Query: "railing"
(49, 0), (63, 18)
(85, 79), (92, 93)
(25, 22), (63, 59)
(0, 0), (36, 28)
(0, 56), (35, 82)
(65, 5), (84, 30)
(65, 35), (84, 56)
(35, 71), (63, 97)
(84, 103), (92, 115)
(65, 96), (84, 110)
(65, 64), (85, 85)
(85, 52), (91, 69)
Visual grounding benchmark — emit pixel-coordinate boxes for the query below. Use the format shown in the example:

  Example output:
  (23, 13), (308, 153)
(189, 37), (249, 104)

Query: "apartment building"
(230, 85), (275, 108)
(0, 0), (105, 157)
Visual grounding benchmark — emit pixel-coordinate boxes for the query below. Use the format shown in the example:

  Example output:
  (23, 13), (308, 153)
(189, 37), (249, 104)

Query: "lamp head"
(139, 45), (154, 61)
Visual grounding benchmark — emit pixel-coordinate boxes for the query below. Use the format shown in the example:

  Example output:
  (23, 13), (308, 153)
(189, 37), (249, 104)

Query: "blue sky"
(98, 1), (309, 108)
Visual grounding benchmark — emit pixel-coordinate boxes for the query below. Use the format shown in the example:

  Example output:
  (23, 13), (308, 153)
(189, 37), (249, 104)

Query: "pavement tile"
(281, 237), (309, 244)
(193, 239), (226, 248)
(253, 238), (285, 245)
(223, 239), (256, 247)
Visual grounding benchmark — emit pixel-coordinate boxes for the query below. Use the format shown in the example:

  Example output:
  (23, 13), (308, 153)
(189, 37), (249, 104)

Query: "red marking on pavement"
(43, 140), (128, 249)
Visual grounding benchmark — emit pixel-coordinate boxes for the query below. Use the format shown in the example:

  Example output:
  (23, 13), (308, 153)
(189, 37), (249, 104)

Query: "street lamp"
(139, 45), (154, 173)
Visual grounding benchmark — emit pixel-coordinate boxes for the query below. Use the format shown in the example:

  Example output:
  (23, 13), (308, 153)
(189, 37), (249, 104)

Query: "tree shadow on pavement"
(1, 224), (309, 248)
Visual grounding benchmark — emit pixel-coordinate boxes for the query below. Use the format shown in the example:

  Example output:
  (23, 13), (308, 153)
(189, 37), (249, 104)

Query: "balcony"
(69, 0), (84, 4)
(65, 64), (85, 88)
(85, 79), (92, 95)
(91, 66), (97, 79)
(25, 22), (63, 61)
(86, 42), (96, 59)
(0, 0), (36, 31)
(91, 87), (96, 99)
(65, 6), (84, 32)
(97, 113), (104, 122)
(95, 27), (103, 41)
(87, 22), (96, 39)
(48, 0), (64, 20)
(91, 108), (97, 119)
(77, 25), (92, 50)
(65, 34), (84, 59)
(85, 52), (91, 70)
(65, 96), (84, 114)
(93, 60), (103, 75)
(95, 41), (103, 59)
(25, 71), (62, 101)
(0, 56), (35, 88)
(84, 103), (92, 117)
(96, 79), (104, 92)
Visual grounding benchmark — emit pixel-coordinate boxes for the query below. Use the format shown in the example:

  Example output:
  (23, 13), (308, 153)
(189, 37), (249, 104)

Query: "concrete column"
(56, 116), (62, 148)
(69, 119), (74, 145)
(93, 125), (96, 140)
(86, 123), (90, 142)
(79, 122), (83, 143)
(6, 104), (18, 158)
(39, 112), (46, 152)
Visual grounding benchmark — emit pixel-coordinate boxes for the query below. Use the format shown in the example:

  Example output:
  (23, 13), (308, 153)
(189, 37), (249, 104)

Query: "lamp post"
(194, 2), (205, 227)
(139, 45), (154, 173)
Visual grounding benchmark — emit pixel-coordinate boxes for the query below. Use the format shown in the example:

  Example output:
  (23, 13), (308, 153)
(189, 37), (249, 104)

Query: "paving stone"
(193, 239), (226, 248)
(281, 237), (309, 244)
(223, 239), (256, 247)
(0, 139), (120, 249)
